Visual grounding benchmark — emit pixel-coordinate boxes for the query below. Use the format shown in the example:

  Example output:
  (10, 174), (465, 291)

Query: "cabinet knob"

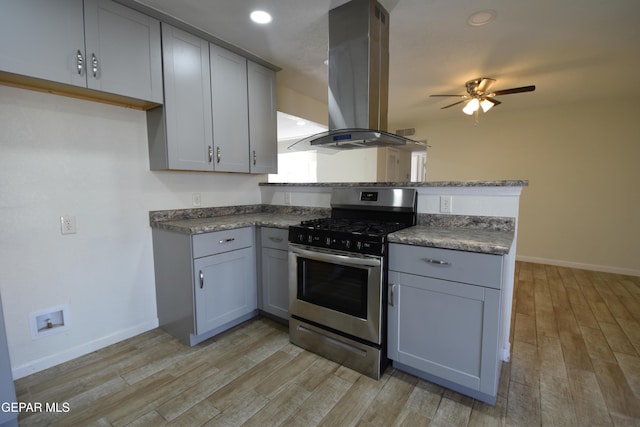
(199, 270), (204, 289)
(76, 50), (84, 75)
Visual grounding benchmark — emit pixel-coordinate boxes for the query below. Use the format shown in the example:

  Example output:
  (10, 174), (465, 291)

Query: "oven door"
(288, 243), (383, 344)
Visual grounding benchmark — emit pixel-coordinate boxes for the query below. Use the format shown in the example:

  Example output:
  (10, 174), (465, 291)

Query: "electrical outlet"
(192, 193), (202, 207)
(60, 216), (77, 234)
(439, 196), (452, 213)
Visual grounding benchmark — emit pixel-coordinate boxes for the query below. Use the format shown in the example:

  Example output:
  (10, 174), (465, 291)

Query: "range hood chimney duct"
(289, 0), (424, 151)
(328, 0), (388, 131)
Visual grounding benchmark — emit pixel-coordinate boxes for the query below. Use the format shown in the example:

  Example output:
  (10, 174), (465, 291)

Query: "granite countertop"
(259, 180), (528, 188)
(150, 206), (515, 255)
(151, 212), (312, 234)
(388, 225), (514, 255)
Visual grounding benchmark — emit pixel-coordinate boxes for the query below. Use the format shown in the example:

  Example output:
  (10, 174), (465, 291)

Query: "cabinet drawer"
(389, 243), (503, 289)
(260, 227), (289, 251)
(192, 227), (253, 258)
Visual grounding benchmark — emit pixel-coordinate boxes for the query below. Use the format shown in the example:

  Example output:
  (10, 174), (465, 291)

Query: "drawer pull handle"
(269, 237), (283, 243)
(199, 270), (204, 289)
(219, 237), (235, 244)
(208, 146), (213, 163)
(424, 258), (450, 266)
(76, 50), (84, 75)
(91, 53), (98, 78)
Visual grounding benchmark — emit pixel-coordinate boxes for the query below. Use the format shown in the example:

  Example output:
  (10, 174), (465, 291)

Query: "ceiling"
(133, 0), (640, 131)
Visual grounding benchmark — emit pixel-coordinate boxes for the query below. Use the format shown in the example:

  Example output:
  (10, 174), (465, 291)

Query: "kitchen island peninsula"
(150, 180), (527, 403)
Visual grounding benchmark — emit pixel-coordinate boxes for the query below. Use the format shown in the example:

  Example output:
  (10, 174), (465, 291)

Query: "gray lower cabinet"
(152, 227), (257, 346)
(388, 243), (503, 404)
(147, 23), (277, 173)
(259, 227), (289, 320)
(0, 0), (162, 103)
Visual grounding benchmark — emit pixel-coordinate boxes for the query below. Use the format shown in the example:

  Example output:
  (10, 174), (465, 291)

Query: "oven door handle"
(290, 245), (381, 268)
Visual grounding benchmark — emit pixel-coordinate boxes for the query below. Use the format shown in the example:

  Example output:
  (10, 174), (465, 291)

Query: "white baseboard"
(12, 318), (159, 380)
(516, 255), (640, 277)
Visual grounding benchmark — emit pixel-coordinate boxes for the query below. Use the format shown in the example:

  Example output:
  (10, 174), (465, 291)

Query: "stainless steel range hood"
(289, 0), (422, 151)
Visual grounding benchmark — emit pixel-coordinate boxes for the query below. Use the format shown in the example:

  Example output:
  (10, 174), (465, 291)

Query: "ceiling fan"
(430, 78), (535, 115)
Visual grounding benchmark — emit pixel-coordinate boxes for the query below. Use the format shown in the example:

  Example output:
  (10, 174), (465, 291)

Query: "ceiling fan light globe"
(462, 98), (480, 115)
(480, 99), (494, 112)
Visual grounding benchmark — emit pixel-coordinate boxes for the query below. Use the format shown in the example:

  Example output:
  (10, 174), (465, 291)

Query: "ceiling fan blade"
(430, 94), (466, 97)
(491, 85), (536, 96)
(440, 99), (466, 109)
(484, 97), (502, 106)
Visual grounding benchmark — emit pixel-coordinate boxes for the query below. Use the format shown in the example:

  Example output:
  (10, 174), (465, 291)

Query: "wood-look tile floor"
(14, 262), (640, 426)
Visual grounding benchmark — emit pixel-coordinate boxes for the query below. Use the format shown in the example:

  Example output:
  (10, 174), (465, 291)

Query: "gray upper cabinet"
(149, 24), (213, 171)
(248, 61), (277, 174)
(210, 44), (250, 173)
(0, 0), (86, 87)
(147, 24), (277, 173)
(0, 0), (162, 103)
(83, 0), (162, 103)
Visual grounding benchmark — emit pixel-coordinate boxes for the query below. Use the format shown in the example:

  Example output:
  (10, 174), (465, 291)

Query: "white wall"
(0, 85), (263, 378)
(399, 98), (640, 275)
(316, 148), (378, 182)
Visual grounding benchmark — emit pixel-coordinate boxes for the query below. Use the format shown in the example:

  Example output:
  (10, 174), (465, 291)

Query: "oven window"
(297, 258), (368, 318)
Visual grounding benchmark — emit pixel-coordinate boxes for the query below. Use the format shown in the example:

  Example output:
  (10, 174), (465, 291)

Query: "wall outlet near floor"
(192, 193), (202, 207)
(439, 196), (452, 213)
(60, 216), (77, 234)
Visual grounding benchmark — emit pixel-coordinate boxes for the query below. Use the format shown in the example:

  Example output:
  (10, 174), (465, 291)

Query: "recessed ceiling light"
(467, 9), (497, 27)
(250, 10), (272, 24)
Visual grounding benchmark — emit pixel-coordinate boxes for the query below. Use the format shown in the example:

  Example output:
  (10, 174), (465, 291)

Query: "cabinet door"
(83, 0), (162, 103)
(210, 44), (250, 173)
(248, 61), (277, 174)
(193, 248), (257, 335)
(261, 247), (289, 319)
(0, 0), (86, 87)
(161, 24), (213, 171)
(388, 271), (501, 395)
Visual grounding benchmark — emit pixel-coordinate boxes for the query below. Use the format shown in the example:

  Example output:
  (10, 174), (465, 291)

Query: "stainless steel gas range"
(288, 187), (417, 379)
